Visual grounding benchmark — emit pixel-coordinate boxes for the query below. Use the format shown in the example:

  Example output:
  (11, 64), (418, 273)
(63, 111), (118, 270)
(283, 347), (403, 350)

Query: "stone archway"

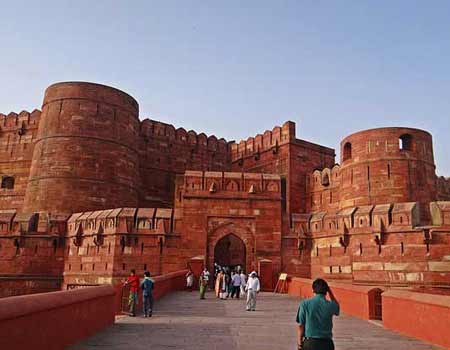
(207, 220), (255, 274)
(214, 234), (246, 269)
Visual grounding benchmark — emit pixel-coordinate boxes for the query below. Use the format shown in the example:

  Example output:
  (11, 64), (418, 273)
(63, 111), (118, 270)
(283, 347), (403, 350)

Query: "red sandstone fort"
(1, 81), (450, 297)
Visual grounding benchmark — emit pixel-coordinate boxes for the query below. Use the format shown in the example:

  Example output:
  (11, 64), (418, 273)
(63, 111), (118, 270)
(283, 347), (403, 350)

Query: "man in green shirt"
(296, 278), (340, 350)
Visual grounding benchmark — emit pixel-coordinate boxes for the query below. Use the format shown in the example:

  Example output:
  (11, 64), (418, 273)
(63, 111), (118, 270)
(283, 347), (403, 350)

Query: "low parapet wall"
(287, 277), (383, 320)
(115, 269), (188, 314)
(382, 289), (450, 348)
(0, 285), (115, 350)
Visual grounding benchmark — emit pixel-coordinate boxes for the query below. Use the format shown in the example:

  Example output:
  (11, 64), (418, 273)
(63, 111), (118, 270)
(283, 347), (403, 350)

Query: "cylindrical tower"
(339, 127), (436, 217)
(23, 82), (140, 213)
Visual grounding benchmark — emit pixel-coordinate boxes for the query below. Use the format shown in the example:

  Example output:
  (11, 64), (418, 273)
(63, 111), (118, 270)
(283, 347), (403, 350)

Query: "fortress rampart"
(0, 110), (41, 210)
(22, 82), (141, 213)
(0, 81), (449, 297)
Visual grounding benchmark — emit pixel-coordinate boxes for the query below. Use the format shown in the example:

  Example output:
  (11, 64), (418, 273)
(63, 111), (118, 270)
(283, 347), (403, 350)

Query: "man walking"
(245, 271), (260, 311)
(296, 278), (340, 350)
(141, 271), (154, 317)
(231, 270), (241, 299)
(124, 269), (140, 317)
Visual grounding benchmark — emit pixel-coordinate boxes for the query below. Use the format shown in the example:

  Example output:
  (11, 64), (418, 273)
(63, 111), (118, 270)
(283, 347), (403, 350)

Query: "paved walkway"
(72, 291), (442, 350)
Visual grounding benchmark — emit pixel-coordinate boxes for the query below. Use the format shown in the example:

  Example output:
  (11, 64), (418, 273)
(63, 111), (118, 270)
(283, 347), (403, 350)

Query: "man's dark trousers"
(303, 338), (334, 350)
(143, 294), (153, 317)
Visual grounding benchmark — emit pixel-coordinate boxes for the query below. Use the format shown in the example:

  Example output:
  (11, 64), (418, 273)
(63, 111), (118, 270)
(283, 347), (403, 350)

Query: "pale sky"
(0, 1), (449, 175)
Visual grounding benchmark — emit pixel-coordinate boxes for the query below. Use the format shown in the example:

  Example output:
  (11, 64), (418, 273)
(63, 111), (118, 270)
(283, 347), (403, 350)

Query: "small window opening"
(1, 176), (14, 189)
(343, 142), (352, 161)
(399, 134), (412, 151)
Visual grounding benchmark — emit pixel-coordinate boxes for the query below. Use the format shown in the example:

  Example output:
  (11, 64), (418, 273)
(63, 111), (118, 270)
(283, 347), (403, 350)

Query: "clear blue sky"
(1, 1), (449, 175)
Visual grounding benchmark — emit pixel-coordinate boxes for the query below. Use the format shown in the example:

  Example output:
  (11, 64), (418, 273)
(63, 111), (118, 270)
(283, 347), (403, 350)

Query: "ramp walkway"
(71, 291), (442, 350)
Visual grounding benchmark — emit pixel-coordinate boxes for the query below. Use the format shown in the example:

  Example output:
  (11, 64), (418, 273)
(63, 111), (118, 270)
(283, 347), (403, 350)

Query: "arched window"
(1, 176), (14, 189)
(321, 173), (330, 187)
(343, 142), (352, 161)
(399, 134), (412, 151)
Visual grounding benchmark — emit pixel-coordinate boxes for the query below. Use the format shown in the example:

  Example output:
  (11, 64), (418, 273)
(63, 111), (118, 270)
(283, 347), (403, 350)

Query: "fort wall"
(23, 82), (141, 213)
(230, 121), (335, 213)
(339, 128), (436, 221)
(285, 201), (450, 287)
(0, 110), (40, 210)
(138, 119), (230, 207)
(1, 81), (450, 297)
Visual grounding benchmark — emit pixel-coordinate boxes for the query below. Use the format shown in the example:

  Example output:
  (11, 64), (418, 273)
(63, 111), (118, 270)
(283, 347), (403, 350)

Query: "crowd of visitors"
(192, 263), (261, 311)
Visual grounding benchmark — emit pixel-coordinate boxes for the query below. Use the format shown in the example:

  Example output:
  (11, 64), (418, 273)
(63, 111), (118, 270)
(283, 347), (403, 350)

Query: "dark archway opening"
(399, 134), (413, 151)
(343, 142), (352, 161)
(214, 234), (246, 270)
(1, 176), (14, 189)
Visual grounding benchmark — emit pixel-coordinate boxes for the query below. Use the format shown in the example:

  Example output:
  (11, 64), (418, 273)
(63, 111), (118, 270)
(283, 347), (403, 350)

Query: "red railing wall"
(382, 289), (450, 348)
(287, 277), (383, 320)
(0, 285), (116, 350)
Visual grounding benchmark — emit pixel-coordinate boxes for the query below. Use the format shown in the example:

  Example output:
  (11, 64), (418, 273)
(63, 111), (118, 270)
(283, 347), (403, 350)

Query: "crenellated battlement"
(230, 121), (295, 161)
(290, 201), (450, 238)
(182, 170), (281, 197)
(139, 118), (229, 153)
(0, 109), (41, 130)
(436, 176), (450, 201)
(67, 207), (182, 239)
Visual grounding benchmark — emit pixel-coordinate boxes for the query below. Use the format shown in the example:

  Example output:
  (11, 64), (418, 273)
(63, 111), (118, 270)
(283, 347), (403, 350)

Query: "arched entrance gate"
(214, 234), (246, 270)
(207, 221), (255, 274)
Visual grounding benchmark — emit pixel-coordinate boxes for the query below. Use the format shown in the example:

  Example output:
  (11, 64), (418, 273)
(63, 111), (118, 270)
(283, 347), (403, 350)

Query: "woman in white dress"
(186, 268), (194, 291)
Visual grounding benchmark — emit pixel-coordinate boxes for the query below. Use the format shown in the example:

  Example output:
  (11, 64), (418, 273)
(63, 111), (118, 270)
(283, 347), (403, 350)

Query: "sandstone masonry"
(1, 81), (450, 297)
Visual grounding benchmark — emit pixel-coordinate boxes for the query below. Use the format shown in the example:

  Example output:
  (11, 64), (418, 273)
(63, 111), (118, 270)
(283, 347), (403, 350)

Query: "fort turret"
(338, 127), (436, 221)
(22, 82), (140, 213)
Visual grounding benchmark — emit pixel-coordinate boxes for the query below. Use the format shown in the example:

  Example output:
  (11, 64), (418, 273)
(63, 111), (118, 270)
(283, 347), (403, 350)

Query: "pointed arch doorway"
(214, 234), (246, 270)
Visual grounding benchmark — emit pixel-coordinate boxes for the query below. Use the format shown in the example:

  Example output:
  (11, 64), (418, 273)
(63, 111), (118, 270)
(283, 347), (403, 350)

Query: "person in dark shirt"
(141, 271), (154, 317)
(296, 278), (340, 350)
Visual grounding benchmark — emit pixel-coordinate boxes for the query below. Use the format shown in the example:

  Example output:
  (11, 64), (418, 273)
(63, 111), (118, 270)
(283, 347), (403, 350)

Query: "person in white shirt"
(231, 271), (242, 299)
(245, 271), (260, 311)
(240, 271), (247, 298)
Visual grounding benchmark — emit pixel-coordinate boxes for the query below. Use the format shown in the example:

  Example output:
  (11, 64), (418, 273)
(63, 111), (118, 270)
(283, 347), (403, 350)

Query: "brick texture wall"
(1, 81), (450, 297)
